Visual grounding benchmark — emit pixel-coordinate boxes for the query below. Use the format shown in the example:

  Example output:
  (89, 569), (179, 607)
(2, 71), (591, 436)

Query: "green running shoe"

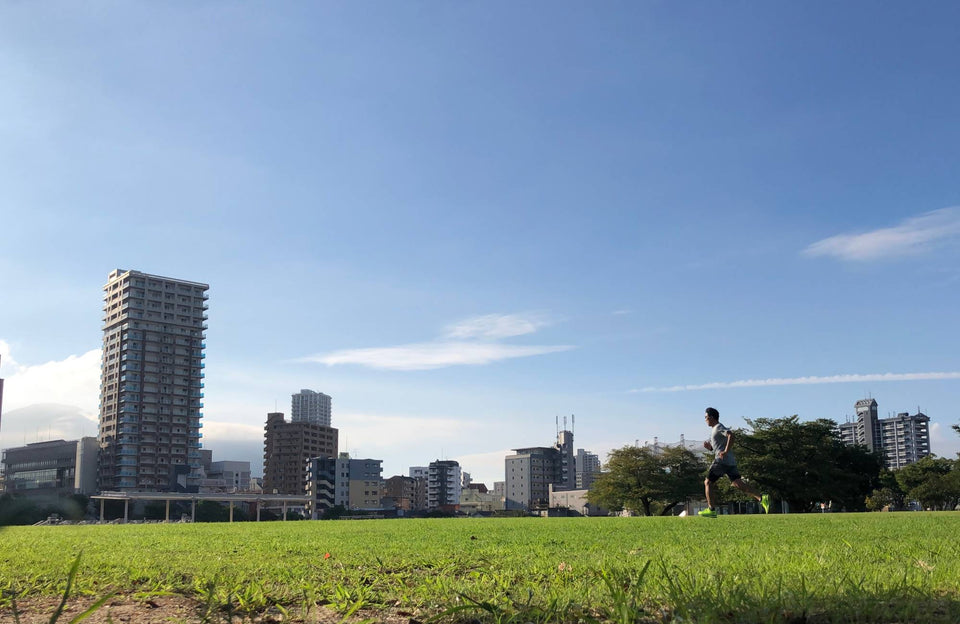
(698, 508), (717, 518)
(761, 494), (770, 514)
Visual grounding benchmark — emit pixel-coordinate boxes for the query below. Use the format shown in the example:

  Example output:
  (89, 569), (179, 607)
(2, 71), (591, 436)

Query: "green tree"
(895, 456), (960, 510)
(587, 445), (706, 516)
(736, 416), (882, 512)
(865, 470), (906, 511)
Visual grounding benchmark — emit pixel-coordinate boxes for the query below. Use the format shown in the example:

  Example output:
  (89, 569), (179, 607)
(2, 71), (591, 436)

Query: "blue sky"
(2, 2), (959, 485)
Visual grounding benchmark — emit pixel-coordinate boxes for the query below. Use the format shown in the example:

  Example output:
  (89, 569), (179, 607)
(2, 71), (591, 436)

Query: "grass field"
(1, 513), (959, 623)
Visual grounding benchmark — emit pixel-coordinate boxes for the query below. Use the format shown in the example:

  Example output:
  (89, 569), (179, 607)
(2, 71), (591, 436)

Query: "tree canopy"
(735, 416), (883, 512)
(587, 445), (706, 516)
(893, 456), (960, 511)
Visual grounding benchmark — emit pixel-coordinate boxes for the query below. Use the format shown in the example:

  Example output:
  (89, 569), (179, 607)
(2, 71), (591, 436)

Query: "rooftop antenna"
(572, 414), (575, 436)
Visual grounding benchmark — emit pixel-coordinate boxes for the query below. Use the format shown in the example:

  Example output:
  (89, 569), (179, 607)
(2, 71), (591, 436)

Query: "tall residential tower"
(838, 398), (931, 470)
(97, 269), (209, 492)
(291, 389), (332, 426)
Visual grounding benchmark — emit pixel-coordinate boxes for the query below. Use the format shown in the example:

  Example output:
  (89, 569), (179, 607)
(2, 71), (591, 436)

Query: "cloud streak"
(302, 313), (572, 371)
(303, 342), (574, 371)
(443, 313), (549, 340)
(638, 371), (960, 392)
(804, 207), (960, 261)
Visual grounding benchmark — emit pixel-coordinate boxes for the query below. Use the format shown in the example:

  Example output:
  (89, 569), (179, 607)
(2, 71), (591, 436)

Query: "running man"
(698, 407), (770, 517)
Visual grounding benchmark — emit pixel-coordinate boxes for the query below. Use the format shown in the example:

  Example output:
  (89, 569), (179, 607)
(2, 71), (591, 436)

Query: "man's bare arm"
(718, 431), (734, 459)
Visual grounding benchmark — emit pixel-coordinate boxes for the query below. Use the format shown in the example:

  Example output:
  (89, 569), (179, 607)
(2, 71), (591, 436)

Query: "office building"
(505, 429), (576, 511)
(291, 389), (332, 426)
(262, 412), (338, 495)
(342, 454), (384, 510)
(304, 453), (384, 515)
(384, 475), (425, 512)
(427, 459), (461, 511)
(459, 483), (504, 514)
(305, 456), (337, 518)
(878, 411), (931, 469)
(201, 460), (252, 493)
(2, 438), (98, 495)
(574, 448), (602, 489)
(838, 399), (931, 470)
(97, 269), (209, 492)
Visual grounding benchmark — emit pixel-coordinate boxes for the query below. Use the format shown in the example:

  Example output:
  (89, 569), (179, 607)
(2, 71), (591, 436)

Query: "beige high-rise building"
(97, 269), (209, 492)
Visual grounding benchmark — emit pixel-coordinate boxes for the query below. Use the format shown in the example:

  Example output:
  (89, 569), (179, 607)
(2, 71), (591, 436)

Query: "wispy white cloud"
(302, 313), (572, 371)
(804, 207), (960, 261)
(443, 313), (549, 340)
(303, 342), (573, 371)
(637, 371), (960, 392)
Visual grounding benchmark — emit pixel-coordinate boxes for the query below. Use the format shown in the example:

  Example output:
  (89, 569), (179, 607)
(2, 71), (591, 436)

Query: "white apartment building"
(838, 399), (931, 470)
(291, 389), (332, 426)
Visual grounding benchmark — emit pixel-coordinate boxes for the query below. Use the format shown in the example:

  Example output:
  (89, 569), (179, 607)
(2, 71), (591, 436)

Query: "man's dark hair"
(705, 407), (720, 420)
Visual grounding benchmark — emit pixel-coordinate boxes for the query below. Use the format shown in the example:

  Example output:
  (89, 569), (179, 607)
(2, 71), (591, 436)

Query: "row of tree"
(587, 416), (960, 514)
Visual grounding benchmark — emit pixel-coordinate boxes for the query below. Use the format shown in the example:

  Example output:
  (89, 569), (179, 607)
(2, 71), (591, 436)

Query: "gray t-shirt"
(710, 422), (736, 466)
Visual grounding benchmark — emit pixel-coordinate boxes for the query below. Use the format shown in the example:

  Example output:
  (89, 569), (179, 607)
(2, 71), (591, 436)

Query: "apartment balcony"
(117, 459), (137, 467)
(117, 447), (138, 456)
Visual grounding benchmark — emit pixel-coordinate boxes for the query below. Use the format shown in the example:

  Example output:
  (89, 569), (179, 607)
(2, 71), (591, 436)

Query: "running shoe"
(698, 508), (717, 518)
(761, 494), (770, 514)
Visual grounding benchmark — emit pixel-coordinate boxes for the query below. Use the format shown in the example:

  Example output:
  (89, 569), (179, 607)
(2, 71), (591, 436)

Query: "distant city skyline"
(2, 3), (959, 486)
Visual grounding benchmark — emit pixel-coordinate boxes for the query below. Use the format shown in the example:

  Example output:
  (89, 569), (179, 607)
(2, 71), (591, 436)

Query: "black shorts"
(707, 462), (741, 483)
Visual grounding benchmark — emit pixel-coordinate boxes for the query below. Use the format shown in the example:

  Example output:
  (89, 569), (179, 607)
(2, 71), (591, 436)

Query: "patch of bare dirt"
(0, 594), (425, 624)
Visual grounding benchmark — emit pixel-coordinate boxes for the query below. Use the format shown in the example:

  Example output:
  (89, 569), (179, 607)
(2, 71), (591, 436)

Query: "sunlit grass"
(1, 513), (959, 622)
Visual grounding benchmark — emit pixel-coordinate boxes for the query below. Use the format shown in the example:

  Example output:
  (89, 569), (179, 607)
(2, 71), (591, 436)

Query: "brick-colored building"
(262, 412), (337, 495)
